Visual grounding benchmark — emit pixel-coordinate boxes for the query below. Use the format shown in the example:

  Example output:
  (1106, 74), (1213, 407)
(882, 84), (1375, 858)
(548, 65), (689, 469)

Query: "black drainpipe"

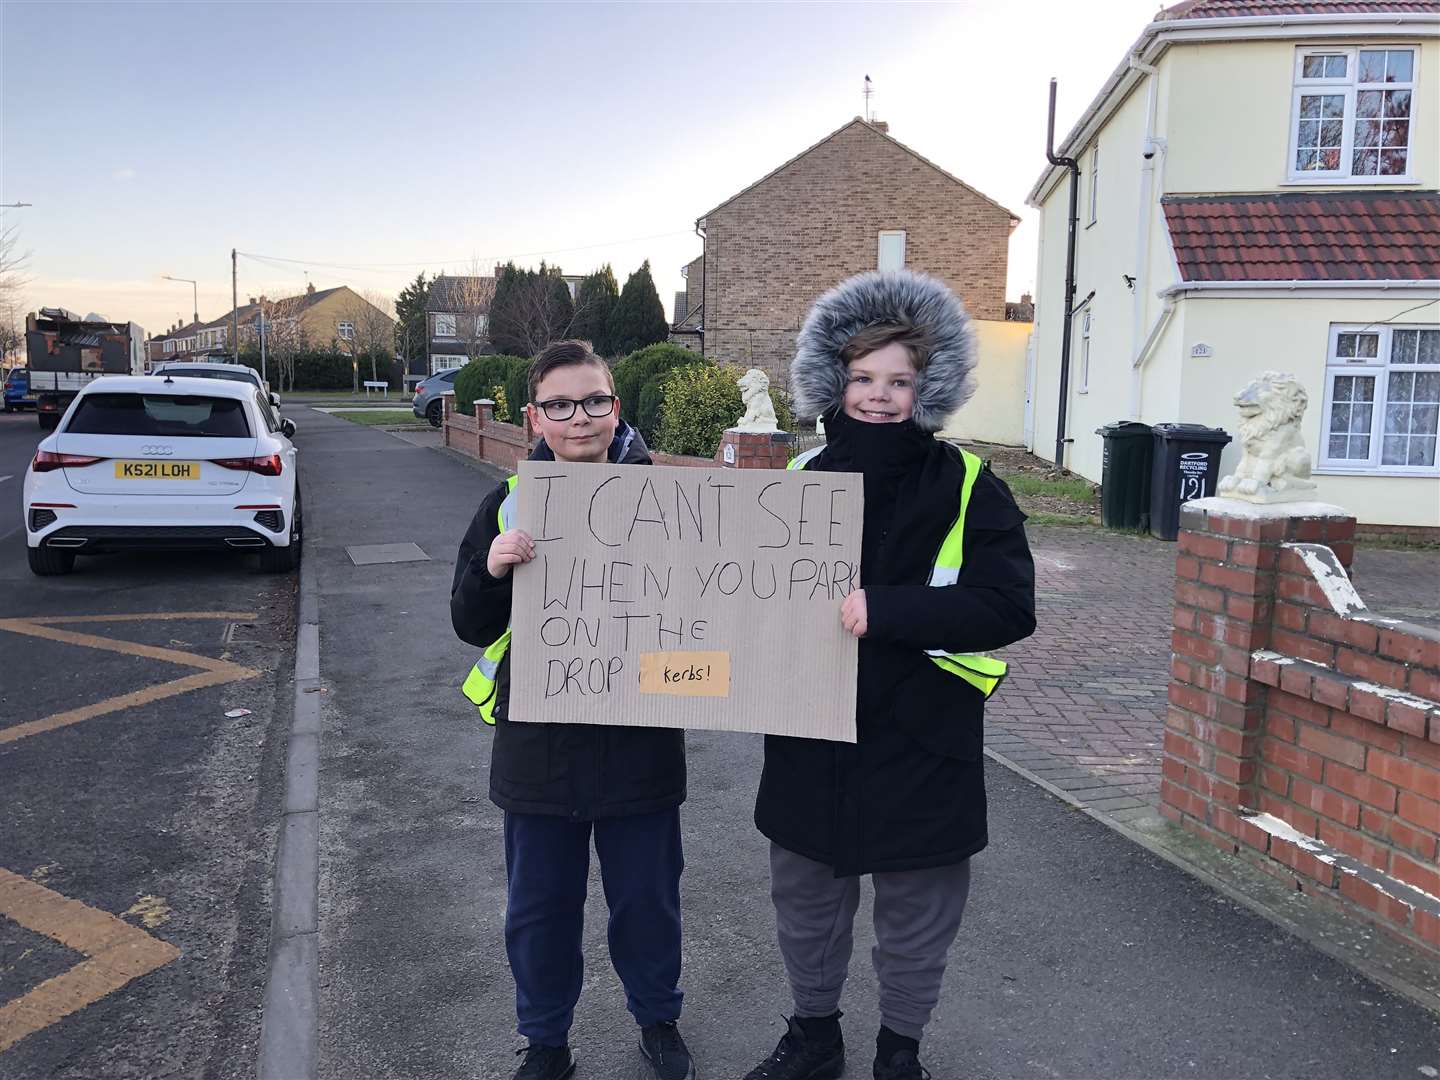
(695, 217), (707, 359)
(1046, 78), (1081, 471)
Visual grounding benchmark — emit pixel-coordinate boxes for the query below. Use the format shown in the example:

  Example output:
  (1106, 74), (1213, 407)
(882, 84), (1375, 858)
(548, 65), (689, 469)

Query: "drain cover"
(346, 542), (430, 566)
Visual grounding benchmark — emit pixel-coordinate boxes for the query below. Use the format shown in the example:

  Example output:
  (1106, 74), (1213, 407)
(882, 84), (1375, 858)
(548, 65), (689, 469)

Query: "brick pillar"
(716, 429), (795, 469)
(1162, 497), (1357, 851)
(475, 398), (494, 459)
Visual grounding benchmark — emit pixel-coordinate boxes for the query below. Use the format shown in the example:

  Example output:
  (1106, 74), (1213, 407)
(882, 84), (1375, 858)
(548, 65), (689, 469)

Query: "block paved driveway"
(987, 523), (1440, 825)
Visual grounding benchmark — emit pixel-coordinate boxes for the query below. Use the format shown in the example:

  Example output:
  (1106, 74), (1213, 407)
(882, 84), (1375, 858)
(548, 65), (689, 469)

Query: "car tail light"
(213, 454), (283, 476)
(32, 450), (103, 473)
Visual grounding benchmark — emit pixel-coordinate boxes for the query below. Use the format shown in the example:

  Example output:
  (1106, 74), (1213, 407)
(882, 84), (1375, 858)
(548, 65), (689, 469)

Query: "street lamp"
(161, 275), (199, 327)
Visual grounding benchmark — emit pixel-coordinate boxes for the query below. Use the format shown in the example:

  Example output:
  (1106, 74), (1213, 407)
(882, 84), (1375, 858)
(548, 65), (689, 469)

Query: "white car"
(22, 375), (302, 576)
(152, 360), (280, 407)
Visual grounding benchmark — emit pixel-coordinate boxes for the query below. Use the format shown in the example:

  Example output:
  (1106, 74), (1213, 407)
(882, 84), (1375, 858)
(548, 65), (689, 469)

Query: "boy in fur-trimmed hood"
(745, 271), (1036, 1080)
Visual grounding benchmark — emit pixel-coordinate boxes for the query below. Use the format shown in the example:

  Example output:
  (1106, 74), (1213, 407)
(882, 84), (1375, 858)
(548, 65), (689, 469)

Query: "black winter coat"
(450, 422), (687, 820)
(755, 414), (1036, 876)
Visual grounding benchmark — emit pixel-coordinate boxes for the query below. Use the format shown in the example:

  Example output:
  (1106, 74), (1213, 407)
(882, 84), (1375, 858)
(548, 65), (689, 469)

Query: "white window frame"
(1078, 310), (1092, 394)
(1317, 322), (1439, 476)
(430, 353), (466, 374)
(338, 320), (355, 341)
(1286, 45), (1419, 184)
(877, 230), (906, 272)
(1087, 144), (1098, 227)
(434, 313), (456, 338)
(474, 314), (488, 338)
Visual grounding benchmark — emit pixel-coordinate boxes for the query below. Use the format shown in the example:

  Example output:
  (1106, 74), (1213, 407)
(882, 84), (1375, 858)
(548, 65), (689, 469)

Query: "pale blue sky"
(2, 0), (1161, 334)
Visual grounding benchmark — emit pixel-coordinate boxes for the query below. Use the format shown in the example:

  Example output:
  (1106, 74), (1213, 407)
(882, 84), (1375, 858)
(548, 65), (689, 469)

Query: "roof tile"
(1160, 0), (1439, 18)
(1163, 191), (1440, 281)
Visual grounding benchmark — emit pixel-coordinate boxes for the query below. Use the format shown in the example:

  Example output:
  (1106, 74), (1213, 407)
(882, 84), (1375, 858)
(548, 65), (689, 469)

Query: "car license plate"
(114, 460), (200, 480)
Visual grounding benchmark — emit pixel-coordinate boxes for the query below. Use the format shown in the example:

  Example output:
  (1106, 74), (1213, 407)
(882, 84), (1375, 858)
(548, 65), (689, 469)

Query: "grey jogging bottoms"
(769, 842), (972, 1040)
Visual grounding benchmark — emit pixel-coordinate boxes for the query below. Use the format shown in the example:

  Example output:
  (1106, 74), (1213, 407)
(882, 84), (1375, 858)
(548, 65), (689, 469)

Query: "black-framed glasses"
(534, 394), (617, 421)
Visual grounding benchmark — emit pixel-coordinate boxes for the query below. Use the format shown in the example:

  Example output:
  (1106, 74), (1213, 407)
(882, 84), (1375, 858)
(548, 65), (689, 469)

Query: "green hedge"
(655, 363), (793, 458)
(454, 355), (529, 420)
(504, 361), (531, 426)
(237, 348), (395, 391)
(613, 343), (703, 442)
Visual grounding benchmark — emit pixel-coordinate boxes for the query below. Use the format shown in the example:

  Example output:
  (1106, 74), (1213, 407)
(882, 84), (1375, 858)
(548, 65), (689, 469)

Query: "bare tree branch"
(451, 261), (497, 364)
(0, 222), (31, 366)
(338, 289), (398, 386)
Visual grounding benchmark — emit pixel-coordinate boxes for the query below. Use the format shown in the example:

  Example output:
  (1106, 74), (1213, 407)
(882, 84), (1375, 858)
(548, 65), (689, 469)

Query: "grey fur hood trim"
(790, 270), (976, 432)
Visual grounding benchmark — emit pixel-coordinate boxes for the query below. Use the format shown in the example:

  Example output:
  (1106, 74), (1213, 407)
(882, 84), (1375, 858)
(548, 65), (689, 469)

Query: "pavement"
(986, 523), (1440, 826)
(292, 407), (1439, 1080)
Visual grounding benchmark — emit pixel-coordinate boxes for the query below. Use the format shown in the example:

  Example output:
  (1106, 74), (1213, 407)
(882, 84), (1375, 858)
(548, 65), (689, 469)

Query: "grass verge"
(1003, 473), (1097, 503)
(1026, 511), (1102, 527)
(335, 409), (422, 427)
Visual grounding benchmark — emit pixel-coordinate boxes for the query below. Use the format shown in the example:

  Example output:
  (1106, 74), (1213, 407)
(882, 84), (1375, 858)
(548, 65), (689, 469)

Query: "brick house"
(426, 273), (496, 375)
(671, 117), (1020, 383)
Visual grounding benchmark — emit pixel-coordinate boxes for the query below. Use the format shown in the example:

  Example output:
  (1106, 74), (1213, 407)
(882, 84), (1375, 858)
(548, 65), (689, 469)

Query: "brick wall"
(682, 255), (704, 322)
(1163, 499), (1440, 958)
(701, 120), (1014, 380)
(442, 398), (782, 473)
(442, 398), (533, 471)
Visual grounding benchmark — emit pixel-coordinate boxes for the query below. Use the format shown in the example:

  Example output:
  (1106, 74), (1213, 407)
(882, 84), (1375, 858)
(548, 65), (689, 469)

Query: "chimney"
(249, 296), (257, 305)
(306, 282), (316, 296)
(1022, 292), (1033, 305)
(495, 263), (504, 279)
(871, 120), (889, 134)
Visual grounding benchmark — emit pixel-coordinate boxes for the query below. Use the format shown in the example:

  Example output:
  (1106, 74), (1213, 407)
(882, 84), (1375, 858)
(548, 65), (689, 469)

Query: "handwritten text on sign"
(509, 461), (861, 741)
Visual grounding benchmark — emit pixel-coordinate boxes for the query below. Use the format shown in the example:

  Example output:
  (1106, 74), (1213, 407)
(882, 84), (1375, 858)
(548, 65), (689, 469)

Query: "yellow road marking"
(122, 896), (171, 930)
(0, 612), (261, 749)
(0, 867), (181, 1053)
(15, 611), (258, 626)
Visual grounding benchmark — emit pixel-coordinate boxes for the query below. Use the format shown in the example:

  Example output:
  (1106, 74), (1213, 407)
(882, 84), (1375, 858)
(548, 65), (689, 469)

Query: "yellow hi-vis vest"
(788, 444), (1009, 699)
(461, 474), (519, 725)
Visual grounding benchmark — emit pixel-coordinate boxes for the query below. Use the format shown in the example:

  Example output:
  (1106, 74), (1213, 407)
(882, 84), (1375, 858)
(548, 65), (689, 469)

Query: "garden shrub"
(655, 364), (793, 458)
(614, 342), (704, 441)
(454, 355), (527, 417)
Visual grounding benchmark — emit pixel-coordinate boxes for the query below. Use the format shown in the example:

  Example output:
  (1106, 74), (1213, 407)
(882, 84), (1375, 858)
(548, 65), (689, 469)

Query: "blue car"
(3, 367), (36, 412)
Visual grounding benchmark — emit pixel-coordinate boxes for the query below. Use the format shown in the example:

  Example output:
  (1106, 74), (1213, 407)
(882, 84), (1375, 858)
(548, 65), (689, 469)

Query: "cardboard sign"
(509, 461), (861, 742)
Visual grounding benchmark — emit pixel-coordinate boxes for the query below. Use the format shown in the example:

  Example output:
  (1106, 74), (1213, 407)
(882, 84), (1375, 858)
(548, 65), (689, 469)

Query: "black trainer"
(874, 1047), (931, 1080)
(743, 1016), (845, 1080)
(512, 1043), (575, 1080)
(639, 1020), (697, 1080)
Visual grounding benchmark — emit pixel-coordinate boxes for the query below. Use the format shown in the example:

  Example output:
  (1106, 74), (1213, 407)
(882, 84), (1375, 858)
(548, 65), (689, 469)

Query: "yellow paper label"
(638, 651), (731, 698)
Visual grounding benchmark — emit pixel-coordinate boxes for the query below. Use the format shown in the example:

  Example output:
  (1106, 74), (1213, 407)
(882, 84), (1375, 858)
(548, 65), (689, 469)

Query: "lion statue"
(1217, 371), (1317, 503)
(734, 367), (780, 433)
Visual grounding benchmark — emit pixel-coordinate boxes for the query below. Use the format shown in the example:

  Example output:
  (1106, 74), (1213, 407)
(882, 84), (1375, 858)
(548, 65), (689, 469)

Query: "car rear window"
(67, 393), (252, 437)
(163, 368), (258, 384)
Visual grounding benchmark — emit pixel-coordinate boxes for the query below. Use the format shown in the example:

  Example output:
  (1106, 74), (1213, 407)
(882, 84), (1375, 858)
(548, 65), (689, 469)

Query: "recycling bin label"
(1178, 451), (1211, 502)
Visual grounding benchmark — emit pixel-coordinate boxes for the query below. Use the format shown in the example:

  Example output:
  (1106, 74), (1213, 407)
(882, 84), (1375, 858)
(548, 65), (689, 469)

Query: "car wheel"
(258, 498), (302, 573)
(38, 413), (58, 431)
(28, 545), (76, 576)
(426, 400), (442, 427)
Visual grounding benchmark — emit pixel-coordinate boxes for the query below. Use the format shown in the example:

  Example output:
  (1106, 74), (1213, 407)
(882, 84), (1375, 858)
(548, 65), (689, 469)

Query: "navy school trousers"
(503, 807), (685, 1045)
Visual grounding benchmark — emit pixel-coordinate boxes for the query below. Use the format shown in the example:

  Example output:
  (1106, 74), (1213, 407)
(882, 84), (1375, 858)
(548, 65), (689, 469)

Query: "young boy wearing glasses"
(451, 340), (694, 1080)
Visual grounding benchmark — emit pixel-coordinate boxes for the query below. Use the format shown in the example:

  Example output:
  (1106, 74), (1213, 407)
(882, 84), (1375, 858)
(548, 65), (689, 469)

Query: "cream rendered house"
(1026, 0), (1439, 528)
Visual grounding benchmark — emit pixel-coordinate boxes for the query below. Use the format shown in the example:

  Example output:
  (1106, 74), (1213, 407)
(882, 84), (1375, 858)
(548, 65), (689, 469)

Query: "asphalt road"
(0, 408), (297, 1079)
(304, 410), (1439, 1080)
